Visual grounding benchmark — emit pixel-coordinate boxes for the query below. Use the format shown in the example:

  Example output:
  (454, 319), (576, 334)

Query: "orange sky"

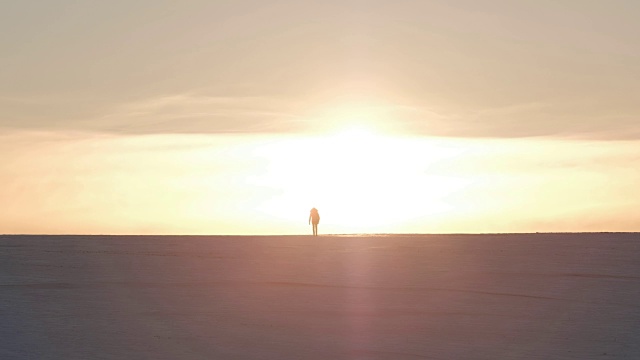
(2, 129), (639, 234)
(1, 1), (640, 234)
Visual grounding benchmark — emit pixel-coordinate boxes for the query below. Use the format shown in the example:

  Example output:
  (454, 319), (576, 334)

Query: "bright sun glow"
(251, 125), (469, 233)
(6, 130), (640, 235)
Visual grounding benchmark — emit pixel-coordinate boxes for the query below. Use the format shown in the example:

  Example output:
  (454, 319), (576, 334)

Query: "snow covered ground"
(1, 233), (639, 359)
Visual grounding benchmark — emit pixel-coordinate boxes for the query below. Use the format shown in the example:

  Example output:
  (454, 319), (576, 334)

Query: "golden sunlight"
(251, 125), (470, 233)
(4, 131), (639, 235)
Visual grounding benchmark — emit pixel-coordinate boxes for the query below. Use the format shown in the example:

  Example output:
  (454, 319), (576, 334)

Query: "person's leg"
(313, 224), (318, 236)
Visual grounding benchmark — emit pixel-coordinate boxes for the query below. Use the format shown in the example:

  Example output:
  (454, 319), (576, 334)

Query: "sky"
(1, 1), (639, 234)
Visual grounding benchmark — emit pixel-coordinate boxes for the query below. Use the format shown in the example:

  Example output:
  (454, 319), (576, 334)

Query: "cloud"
(1, 91), (639, 140)
(91, 94), (304, 134)
(0, 92), (307, 135)
(407, 102), (640, 140)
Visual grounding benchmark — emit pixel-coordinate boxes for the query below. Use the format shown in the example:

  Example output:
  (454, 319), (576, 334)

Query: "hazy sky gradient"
(2, 1), (639, 234)
(2, 0), (639, 138)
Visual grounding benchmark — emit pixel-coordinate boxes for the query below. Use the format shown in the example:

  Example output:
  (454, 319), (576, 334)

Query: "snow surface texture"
(1, 234), (639, 359)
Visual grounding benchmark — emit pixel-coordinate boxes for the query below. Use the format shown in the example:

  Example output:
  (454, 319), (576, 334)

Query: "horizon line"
(1, 231), (638, 237)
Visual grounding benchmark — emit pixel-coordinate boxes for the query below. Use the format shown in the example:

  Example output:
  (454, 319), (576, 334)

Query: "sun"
(251, 124), (462, 233)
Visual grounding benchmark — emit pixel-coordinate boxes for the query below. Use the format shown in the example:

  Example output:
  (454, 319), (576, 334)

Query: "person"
(308, 208), (320, 236)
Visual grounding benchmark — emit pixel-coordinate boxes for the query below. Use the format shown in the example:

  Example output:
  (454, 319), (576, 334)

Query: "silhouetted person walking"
(309, 208), (320, 236)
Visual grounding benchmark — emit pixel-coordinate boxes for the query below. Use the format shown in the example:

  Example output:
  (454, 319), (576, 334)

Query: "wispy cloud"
(0, 92), (307, 135)
(91, 93), (304, 134)
(1, 92), (639, 140)
(409, 101), (640, 140)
